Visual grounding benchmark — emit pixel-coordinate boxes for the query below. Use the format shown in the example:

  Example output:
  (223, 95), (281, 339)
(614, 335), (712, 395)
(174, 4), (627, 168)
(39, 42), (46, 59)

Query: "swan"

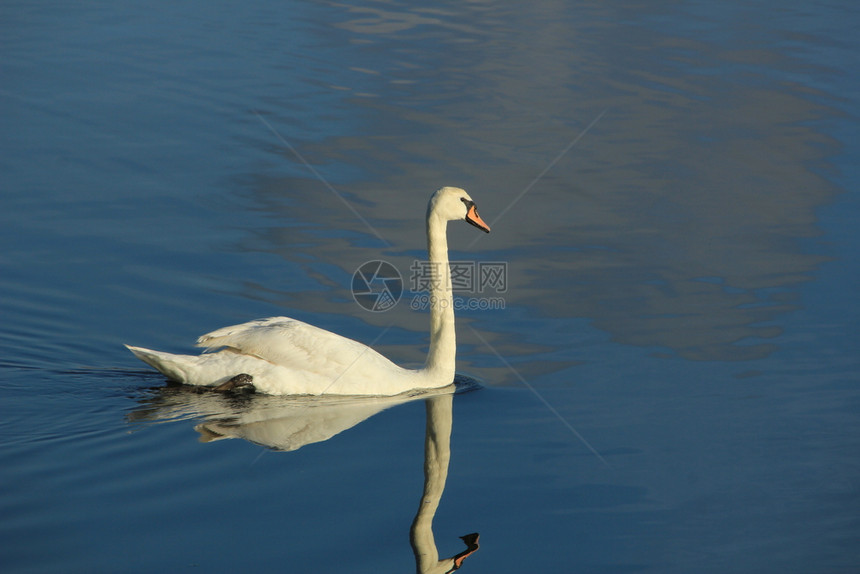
(126, 186), (491, 396)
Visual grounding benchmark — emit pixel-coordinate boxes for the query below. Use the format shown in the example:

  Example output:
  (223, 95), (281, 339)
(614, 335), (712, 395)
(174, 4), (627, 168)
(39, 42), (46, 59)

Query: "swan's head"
(429, 186), (491, 233)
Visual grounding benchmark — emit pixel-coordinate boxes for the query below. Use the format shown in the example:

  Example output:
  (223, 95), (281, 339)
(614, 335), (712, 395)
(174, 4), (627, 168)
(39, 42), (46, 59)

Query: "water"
(2, 1), (858, 572)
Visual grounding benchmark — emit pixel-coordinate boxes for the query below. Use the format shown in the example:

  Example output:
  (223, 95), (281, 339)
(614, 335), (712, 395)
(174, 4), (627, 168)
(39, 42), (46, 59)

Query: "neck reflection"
(411, 393), (480, 574)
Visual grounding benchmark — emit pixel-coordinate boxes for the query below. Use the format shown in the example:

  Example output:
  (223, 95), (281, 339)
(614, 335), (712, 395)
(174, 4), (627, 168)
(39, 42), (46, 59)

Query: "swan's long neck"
(424, 210), (456, 383)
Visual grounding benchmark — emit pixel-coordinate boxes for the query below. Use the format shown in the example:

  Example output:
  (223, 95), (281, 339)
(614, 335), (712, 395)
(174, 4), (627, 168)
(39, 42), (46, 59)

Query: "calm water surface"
(2, 1), (858, 572)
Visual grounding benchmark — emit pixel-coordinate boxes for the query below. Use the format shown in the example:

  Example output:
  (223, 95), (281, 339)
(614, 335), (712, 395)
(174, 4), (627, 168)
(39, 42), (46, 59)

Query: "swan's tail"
(125, 345), (197, 384)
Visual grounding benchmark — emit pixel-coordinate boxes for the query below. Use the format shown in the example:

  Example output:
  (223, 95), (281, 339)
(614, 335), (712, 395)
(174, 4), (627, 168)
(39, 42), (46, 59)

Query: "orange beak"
(449, 533), (480, 572)
(465, 204), (491, 233)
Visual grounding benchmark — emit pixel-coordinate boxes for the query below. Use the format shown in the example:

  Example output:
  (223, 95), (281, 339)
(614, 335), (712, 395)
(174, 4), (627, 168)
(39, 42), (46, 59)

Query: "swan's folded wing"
(195, 317), (398, 379)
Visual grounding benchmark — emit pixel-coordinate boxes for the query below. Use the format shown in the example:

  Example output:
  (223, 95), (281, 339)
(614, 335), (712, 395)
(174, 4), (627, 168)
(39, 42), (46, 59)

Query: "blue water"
(2, 1), (859, 572)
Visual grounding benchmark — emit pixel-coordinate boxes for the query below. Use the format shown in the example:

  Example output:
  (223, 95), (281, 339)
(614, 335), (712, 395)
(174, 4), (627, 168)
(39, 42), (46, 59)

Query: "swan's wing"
(195, 317), (399, 379)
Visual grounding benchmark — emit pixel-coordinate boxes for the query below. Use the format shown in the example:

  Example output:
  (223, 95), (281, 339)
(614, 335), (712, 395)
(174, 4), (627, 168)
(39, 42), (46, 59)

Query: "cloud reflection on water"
(231, 2), (837, 379)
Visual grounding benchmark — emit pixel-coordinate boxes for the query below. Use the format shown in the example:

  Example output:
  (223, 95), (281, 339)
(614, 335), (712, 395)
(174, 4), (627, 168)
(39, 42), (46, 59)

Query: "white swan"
(126, 186), (491, 396)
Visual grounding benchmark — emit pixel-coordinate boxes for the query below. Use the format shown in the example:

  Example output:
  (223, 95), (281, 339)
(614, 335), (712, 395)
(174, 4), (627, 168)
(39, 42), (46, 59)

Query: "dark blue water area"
(2, 1), (860, 573)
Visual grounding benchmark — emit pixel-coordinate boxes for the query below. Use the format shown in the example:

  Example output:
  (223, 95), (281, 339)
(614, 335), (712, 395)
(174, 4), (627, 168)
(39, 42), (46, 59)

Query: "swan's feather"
(127, 317), (425, 395)
(195, 316), (402, 381)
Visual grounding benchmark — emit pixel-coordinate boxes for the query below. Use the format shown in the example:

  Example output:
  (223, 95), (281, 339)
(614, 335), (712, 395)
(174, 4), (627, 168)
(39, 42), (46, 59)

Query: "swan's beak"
(465, 204), (491, 233)
(448, 533), (480, 572)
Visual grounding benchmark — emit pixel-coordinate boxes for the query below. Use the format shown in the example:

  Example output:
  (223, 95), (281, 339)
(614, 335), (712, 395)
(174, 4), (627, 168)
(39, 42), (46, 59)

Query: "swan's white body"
(127, 186), (490, 396)
(128, 316), (433, 396)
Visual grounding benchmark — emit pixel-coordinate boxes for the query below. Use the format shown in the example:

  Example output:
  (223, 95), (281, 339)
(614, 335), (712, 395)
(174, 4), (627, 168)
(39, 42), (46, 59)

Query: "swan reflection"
(129, 379), (480, 571)
(411, 392), (480, 574)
